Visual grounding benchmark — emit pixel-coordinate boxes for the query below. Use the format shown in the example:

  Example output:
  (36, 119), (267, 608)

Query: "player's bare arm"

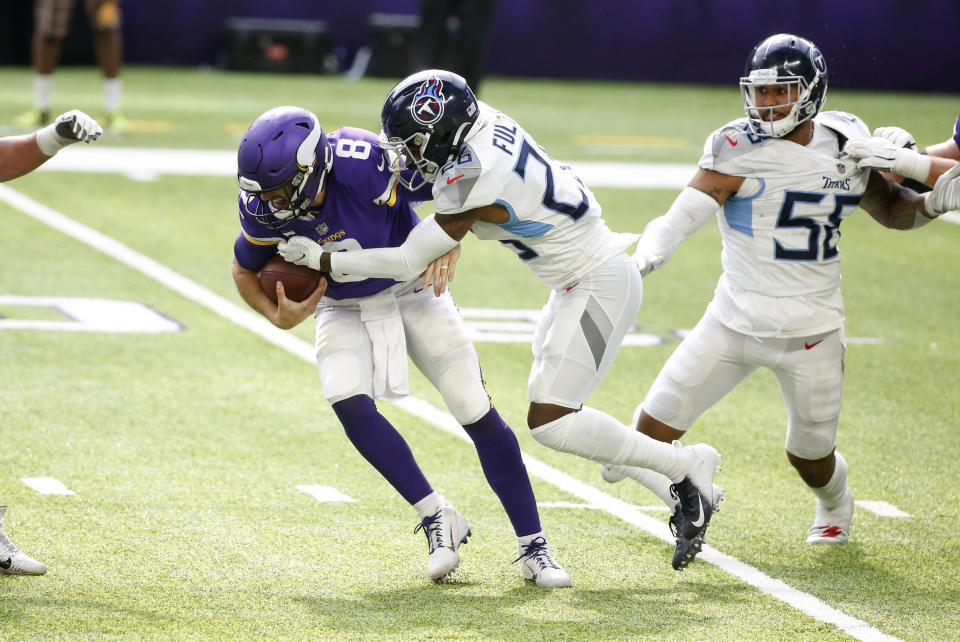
(859, 171), (928, 229)
(926, 139), (960, 162)
(860, 164), (960, 229)
(687, 168), (745, 205)
(421, 243), (461, 296)
(0, 135), (51, 182)
(231, 255), (325, 330)
(436, 202), (510, 239)
(0, 110), (102, 182)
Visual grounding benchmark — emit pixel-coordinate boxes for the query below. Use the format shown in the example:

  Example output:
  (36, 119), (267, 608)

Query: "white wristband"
(35, 124), (65, 157)
(893, 149), (932, 183)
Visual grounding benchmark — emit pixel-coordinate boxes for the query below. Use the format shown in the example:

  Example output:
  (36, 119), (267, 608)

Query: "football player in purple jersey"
(230, 106), (571, 587)
(1, 108), (102, 576)
(279, 71), (724, 571)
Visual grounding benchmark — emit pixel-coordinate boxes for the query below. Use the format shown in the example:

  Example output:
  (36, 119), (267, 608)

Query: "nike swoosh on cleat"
(690, 495), (705, 528)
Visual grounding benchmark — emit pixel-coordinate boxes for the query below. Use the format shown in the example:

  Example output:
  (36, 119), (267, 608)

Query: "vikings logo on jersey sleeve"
(412, 76), (445, 126)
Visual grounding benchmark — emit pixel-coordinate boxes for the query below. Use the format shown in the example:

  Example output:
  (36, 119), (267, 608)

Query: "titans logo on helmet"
(812, 50), (826, 74)
(412, 76), (445, 126)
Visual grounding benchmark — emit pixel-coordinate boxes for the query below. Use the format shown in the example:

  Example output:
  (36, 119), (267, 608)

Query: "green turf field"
(1, 66), (958, 640)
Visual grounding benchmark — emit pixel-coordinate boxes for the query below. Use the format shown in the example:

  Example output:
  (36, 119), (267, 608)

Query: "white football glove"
(35, 109), (103, 156)
(277, 236), (323, 271)
(633, 244), (664, 277)
(843, 136), (931, 182)
(873, 126), (917, 151)
(924, 163), (960, 217)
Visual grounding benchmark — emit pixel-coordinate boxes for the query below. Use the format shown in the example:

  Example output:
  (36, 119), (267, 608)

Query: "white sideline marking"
(296, 485), (355, 503)
(37, 146), (696, 189)
(460, 307), (666, 346)
(0, 296), (182, 333)
(0, 185), (316, 363)
(0, 184), (900, 642)
(21, 477), (75, 495)
(31, 145), (960, 226)
(856, 500), (912, 518)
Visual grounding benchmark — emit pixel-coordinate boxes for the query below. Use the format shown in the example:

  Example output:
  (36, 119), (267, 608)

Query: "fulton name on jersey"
(431, 103), (637, 291)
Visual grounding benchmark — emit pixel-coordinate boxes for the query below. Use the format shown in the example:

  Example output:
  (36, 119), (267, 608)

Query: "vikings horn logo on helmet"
(412, 76), (445, 126)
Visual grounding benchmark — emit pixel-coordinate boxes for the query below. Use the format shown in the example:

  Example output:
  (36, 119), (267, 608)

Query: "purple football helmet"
(237, 106), (333, 229)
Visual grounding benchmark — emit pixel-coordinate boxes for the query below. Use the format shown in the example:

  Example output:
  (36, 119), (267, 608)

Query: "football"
(258, 254), (321, 304)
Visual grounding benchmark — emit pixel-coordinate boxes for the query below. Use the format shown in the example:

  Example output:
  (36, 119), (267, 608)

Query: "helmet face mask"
(380, 70), (479, 189)
(739, 34), (827, 138)
(237, 106), (333, 229)
(379, 130), (436, 191)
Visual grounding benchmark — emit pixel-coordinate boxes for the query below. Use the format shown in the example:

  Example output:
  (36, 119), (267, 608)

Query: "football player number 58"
(774, 191), (861, 262)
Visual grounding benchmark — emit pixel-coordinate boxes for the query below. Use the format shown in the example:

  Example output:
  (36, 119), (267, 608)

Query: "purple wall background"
(120, 1), (956, 92)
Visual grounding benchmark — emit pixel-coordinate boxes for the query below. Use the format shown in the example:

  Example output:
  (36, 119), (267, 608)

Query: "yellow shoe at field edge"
(104, 111), (130, 133)
(13, 108), (50, 129)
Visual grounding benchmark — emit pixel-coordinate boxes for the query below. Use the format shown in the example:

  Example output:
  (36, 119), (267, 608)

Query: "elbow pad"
(330, 215), (459, 280)
(637, 187), (718, 265)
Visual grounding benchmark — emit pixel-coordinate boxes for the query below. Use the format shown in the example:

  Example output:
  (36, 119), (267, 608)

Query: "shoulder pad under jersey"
(816, 111), (870, 142)
(702, 118), (767, 169)
(434, 144), (486, 213)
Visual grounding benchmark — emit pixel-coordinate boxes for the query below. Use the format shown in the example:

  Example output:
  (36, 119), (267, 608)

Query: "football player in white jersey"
(1, 109), (103, 575)
(602, 34), (960, 546)
(278, 70), (723, 571)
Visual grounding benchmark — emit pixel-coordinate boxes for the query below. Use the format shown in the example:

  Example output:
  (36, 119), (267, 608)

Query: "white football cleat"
(514, 535), (572, 588)
(414, 501), (471, 581)
(0, 506), (47, 576)
(806, 488), (854, 544)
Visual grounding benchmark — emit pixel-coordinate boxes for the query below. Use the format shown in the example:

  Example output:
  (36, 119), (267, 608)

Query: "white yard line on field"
(35, 145), (699, 189)
(855, 500), (911, 518)
(32, 145), (960, 226)
(296, 485), (356, 503)
(20, 477), (75, 495)
(0, 183), (900, 642)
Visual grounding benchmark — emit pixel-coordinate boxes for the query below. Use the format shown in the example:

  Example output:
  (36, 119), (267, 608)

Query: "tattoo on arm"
(861, 170), (925, 230)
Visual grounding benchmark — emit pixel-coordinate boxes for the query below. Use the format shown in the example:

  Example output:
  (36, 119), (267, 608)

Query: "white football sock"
(530, 406), (693, 482)
(620, 466), (679, 509)
(104, 77), (122, 113)
(809, 451), (849, 507)
(412, 491), (444, 521)
(518, 531), (545, 547)
(34, 75), (52, 111)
